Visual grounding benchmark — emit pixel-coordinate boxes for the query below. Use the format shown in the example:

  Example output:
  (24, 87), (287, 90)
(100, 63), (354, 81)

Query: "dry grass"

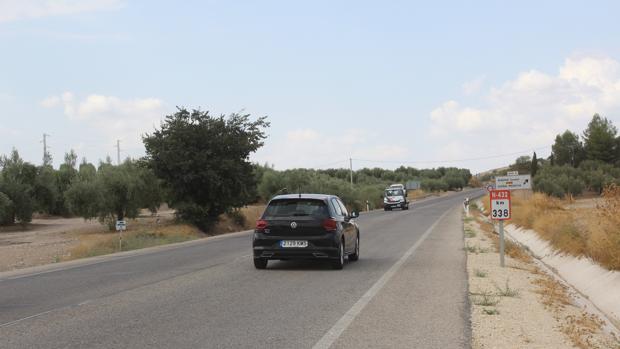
(587, 185), (620, 270)
(65, 204), (267, 261)
(471, 290), (500, 306)
(494, 279), (520, 298)
(532, 276), (572, 310)
(213, 205), (266, 234)
(67, 223), (203, 260)
(407, 189), (429, 200)
(562, 312), (606, 349)
(472, 212), (532, 263)
(480, 184), (620, 270)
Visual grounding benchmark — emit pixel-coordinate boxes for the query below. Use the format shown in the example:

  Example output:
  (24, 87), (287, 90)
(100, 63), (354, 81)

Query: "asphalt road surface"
(0, 189), (483, 349)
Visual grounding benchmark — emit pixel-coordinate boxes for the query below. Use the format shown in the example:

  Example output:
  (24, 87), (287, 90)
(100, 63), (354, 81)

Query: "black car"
(252, 194), (360, 270)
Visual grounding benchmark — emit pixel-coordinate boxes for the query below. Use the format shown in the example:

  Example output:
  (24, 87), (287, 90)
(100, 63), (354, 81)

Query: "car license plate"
(280, 240), (308, 248)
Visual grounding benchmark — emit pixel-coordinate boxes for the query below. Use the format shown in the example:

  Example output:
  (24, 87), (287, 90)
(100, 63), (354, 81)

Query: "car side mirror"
(350, 211), (359, 218)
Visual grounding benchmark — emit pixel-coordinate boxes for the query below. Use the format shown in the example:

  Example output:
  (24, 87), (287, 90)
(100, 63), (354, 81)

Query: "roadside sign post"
(499, 221), (505, 267)
(116, 220), (127, 251)
(490, 190), (511, 267)
(495, 174), (531, 190)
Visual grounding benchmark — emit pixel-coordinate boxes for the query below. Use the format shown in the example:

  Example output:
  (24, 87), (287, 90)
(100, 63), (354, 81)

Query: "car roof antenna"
(298, 186), (301, 198)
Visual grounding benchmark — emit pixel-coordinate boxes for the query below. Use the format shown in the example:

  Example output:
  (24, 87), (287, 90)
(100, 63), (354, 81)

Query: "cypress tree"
(531, 152), (538, 177)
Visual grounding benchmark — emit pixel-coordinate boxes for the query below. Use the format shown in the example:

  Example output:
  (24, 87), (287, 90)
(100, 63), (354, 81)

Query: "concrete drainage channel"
(504, 225), (620, 335)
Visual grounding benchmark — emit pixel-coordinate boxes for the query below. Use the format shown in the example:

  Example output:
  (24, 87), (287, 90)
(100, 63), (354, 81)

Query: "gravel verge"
(464, 207), (620, 349)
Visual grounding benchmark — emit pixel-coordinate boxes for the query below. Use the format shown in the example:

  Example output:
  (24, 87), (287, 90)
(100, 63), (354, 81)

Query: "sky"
(1, 0), (620, 174)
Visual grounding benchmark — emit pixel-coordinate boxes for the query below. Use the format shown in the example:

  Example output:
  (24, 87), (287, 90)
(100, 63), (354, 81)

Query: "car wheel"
(332, 240), (344, 270)
(254, 258), (268, 269)
(349, 233), (360, 261)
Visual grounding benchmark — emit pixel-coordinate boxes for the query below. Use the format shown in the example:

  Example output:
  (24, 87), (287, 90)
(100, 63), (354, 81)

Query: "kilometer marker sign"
(490, 189), (511, 267)
(490, 190), (511, 220)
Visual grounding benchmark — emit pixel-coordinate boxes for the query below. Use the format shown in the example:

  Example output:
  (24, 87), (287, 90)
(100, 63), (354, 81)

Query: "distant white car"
(383, 186), (409, 211)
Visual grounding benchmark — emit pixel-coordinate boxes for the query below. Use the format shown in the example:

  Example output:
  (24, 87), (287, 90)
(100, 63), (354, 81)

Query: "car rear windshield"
(263, 199), (329, 218)
(385, 189), (404, 196)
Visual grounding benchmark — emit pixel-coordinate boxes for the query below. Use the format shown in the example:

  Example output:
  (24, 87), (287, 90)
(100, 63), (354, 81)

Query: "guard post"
(116, 220), (127, 251)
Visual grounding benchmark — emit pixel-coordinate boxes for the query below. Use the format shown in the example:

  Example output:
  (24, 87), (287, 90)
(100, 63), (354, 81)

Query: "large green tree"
(531, 152), (539, 177)
(551, 130), (584, 167)
(143, 108), (269, 230)
(583, 114), (617, 163)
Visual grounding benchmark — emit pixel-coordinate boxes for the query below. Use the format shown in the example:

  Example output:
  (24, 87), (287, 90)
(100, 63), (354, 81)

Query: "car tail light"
(256, 219), (268, 230)
(322, 218), (337, 232)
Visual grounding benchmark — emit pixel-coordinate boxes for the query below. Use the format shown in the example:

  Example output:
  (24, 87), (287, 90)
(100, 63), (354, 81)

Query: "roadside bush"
(534, 177), (565, 198)
(227, 210), (246, 227)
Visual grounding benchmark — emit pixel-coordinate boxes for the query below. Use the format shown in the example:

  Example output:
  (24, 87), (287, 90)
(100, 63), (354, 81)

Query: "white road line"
(0, 299), (94, 329)
(0, 309), (57, 328)
(312, 209), (452, 349)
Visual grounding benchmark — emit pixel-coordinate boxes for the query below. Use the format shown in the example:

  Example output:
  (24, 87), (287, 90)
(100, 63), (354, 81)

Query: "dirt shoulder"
(464, 207), (620, 349)
(0, 217), (106, 272)
(0, 204), (266, 273)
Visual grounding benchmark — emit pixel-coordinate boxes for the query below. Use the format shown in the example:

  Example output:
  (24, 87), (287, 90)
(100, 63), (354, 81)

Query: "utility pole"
(42, 133), (51, 166)
(349, 158), (353, 188)
(115, 140), (121, 165)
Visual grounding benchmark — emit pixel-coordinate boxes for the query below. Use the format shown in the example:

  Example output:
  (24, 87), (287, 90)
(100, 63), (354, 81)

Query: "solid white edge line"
(311, 209), (452, 349)
(0, 309), (56, 328)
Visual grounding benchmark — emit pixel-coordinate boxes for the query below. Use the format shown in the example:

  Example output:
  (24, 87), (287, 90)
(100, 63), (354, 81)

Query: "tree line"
(498, 114), (620, 198)
(0, 149), (163, 227)
(1, 107), (472, 230)
(255, 165), (472, 212)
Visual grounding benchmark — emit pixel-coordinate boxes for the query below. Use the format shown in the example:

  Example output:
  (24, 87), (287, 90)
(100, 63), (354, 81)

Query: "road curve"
(0, 189), (484, 349)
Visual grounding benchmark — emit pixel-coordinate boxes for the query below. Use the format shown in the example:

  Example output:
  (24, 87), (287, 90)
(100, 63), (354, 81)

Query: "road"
(0, 189), (483, 349)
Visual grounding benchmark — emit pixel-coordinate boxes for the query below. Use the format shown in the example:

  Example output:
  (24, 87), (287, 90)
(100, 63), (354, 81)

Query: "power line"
(352, 146), (551, 165)
(311, 159), (349, 168)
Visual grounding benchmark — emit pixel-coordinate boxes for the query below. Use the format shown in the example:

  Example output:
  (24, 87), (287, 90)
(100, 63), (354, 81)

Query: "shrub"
(534, 177), (565, 198)
(0, 192), (13, 225)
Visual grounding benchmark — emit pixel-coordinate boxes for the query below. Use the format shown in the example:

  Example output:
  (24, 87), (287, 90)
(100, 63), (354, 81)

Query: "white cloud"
(0, 0), (123, 23)
(428, 55), (620, 171)
(286, 129), (319, 142)
(42, 91), (167, 153)
(40, 95), (60, 108)
(462, 76), (486, 95)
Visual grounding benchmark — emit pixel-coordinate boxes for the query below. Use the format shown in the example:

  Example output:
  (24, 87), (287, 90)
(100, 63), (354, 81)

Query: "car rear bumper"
(252, 233), (340, 260)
